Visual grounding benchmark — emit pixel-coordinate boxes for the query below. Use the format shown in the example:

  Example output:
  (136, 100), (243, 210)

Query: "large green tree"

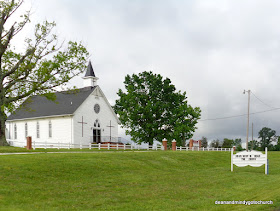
(0, 0), (89, 145)
(114, 71), (201, 145)
(258, 127), (276, 151)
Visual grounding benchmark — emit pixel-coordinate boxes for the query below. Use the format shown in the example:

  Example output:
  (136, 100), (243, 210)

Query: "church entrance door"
(93, 129), (101, 143)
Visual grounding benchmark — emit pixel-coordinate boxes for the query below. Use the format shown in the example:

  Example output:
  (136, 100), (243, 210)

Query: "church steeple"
(83, 61), (99, 87)
(85, 61), (96, 77)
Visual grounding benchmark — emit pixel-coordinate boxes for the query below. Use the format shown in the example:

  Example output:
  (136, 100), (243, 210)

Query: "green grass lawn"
(0, 150), (279, 210)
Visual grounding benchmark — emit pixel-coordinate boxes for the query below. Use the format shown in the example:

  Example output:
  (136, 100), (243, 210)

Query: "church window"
(48, 121), (52, 138)
(36, 122), (40, 138)
(25, 123), (28, 137)
(14, 124), (17, 139)
(94, 119), (100, 128)
(94, 104), (100, 114)
(93, 119), (101, 143)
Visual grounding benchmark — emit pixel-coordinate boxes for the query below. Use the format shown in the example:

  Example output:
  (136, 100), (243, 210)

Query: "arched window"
(93, 119), (101, 143)
(25, 123), (28, 137)
(14, 124), (17, 139)
(36, 121), (40, 138)
(48, 121), (52, 138)
(94, 119), (100, 128)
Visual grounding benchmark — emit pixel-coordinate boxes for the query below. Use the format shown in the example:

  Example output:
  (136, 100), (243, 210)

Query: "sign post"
(231, 147), (268, 175)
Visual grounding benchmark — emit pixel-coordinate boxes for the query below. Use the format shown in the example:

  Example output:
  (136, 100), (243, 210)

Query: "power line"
(199, 107), (280, 122)
(250, 91), (276, 109)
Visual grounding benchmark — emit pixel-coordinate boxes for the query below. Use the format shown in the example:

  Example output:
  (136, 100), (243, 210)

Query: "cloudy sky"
(15, 0), (280, 144)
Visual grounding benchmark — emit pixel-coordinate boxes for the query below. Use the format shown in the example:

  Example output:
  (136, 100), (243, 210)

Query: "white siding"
(73, 87), (118, 145)
(6, 116), (73, 147)
(5, 87), (119, 148)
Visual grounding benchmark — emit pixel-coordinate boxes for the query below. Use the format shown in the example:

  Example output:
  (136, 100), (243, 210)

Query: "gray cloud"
(21, 0), (280, 143)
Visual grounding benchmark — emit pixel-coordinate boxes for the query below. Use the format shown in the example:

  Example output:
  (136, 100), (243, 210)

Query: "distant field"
(0, 150), (279, 210)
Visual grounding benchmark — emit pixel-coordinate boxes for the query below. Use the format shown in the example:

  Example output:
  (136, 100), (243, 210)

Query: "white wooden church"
(5, 61), (120, 148)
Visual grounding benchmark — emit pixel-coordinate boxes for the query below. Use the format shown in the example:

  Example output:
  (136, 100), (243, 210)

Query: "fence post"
(68, 143), (70, 150)
(124, 144), (126, 150)
(131, 144), (133, 150)
(192, 147), (194, 151)
(203, 147), (204, 151)
(162, 138), (168, 150)
(108, 143), (110, 150)
(26, 137), (31, 150)
(180, 146), (182, 151)
(89, 143), (91, 150)
(172, 140), (177, 151)
(117, 144), (119, 150)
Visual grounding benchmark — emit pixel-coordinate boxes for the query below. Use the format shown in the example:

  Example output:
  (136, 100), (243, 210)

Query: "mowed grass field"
(0, 150), (280, 211)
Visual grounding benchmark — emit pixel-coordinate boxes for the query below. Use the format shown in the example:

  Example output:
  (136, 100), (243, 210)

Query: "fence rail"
(7, 140), (231, 152)
(177, 146), (231, 151)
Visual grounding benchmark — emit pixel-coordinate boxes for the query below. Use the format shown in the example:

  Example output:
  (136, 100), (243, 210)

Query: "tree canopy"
(0, 0), (89, 145)
(201, 136), (208, 148)
(114, 71), (201, 145)
(258, 127), (276, 151)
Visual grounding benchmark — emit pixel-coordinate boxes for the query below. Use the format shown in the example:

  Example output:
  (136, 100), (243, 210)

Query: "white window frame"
(36, 121), (40, 138)
(25, 123), (28, 137)
(14, 124), (17, 139)
(48, 120), (52, 138)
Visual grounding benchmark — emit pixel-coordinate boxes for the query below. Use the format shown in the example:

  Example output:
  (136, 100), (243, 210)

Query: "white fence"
(8, 140), (231, 151)
(177, 146), (231, 151)
(7, 140), (164, 150)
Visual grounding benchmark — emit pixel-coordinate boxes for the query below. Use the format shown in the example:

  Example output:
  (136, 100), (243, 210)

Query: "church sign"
(231, 147), (268, 174)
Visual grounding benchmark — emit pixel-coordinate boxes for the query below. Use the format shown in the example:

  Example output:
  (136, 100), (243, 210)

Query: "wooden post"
(233, 146), (236, 152)
(26, 136), (32, 150)
(162, 138), (168, 150)
(172, 140), (177, 151)
(189, 139), (194, 148)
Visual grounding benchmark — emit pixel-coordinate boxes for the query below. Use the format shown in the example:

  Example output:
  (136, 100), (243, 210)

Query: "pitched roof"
(84, 61), (96, 77)
(7, 86), (96, 121)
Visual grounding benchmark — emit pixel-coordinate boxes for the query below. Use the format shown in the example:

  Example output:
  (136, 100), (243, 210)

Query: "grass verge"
(0, 151), (279, 210)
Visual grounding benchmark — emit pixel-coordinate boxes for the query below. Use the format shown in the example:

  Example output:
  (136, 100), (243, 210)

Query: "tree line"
(201, 127), (280, 151)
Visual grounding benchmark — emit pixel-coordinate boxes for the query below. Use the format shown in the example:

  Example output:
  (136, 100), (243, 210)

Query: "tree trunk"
(0, 109), (9, 146)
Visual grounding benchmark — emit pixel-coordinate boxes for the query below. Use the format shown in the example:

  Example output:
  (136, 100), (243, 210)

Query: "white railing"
(176, 146), (231, 151)
(7, 139), (231, 152)
(7, 140), (164, 151)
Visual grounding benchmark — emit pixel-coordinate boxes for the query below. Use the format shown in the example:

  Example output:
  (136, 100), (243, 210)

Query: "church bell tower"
(83, 61), (99, 87)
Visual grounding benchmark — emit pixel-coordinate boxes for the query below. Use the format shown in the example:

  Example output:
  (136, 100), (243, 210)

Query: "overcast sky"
(16, 0), (280, 144)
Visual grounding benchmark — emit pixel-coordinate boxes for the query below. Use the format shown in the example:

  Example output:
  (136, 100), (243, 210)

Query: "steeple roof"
(84, 61), (96, 77)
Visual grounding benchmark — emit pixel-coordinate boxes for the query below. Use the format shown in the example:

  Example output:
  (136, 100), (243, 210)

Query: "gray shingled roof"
(85, 61), (96, 77)
(7, 86), (96, 121)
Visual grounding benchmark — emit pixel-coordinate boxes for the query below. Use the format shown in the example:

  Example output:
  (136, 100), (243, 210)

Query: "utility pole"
(243, 90), (251, 151)
(252, 122), (253, 141)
